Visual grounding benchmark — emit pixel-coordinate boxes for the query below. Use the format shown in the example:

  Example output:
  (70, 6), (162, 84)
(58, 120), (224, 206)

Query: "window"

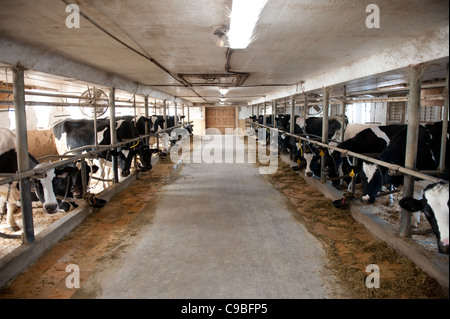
(387, 101), (405, 124)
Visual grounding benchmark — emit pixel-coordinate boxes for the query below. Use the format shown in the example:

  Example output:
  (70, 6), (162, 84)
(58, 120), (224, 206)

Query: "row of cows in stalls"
(249, 114), (449, 254)
(0, 115), (193, 235)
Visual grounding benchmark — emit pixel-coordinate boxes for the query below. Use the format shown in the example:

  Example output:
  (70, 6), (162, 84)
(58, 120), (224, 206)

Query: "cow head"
(303, 144), (323, 178)
(399, 182), (449, 254)
(118, 148), (134, 177)
(33, 163), (61, 214)
(150, 116), (165, 133)
(360, 162), (394, 204)
(137, 145), (158, 172)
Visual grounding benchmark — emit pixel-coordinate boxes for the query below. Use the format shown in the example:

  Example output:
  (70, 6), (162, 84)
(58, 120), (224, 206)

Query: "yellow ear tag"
(297, 159), (301, 164)
(349, 169), (355, 178)
(319, 150), (324, 157)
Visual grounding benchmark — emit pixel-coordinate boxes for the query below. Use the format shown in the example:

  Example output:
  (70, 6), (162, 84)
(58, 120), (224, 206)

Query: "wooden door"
(205, 107), (236, 134)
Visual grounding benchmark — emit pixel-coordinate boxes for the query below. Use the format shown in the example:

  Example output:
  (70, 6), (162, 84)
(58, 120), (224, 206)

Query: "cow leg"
(6, 202), (20, 231)
(411, 211), (421, 228)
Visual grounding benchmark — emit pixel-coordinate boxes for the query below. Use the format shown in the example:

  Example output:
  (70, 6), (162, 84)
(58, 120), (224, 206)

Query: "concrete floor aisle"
(0, 136), (345, 299)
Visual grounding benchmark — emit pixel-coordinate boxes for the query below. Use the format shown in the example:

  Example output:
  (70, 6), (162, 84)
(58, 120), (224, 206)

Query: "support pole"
(321, 87), (329, 182)
(273, 100), (277, 128)
(263, 101), (266, 125)
(187, 105), (190, 122)
(163, 100), (167, 129)
(340, 86), (347, 142)
(438, 63), (449, 172)
(144, 96), (149, 145)
(13, 66), (34, 243)
(174, 102), (178, 125)
(93, 87), (98, 146)
(302, 94), (308, 155)
(182, 104), (185, 123)
(290, 95), (295, 134)
(399, 64), (426, 238)
(109, 87), (119, 184)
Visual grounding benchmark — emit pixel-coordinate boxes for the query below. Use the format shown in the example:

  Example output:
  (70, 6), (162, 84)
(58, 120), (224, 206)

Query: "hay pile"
(263, 159), (447, 299)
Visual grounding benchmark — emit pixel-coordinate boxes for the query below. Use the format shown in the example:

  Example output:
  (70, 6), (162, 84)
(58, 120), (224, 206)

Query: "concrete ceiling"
(0, 0), (448, 106)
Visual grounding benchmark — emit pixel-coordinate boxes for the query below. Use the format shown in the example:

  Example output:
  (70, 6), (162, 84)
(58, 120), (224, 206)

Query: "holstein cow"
(53, 118), (154, 181)
(51, 161), (98, 212)
(0, 128), (65, 231)
(360, 126), (439, 209)
(329, 124), (406, 188)
(285, 116), (346, 175)
(399, 181), (449, 254)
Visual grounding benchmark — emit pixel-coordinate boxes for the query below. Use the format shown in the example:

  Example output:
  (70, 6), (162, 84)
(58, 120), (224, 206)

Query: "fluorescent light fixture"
(219, 88), (229, 95)
(228, 0), (268, 49)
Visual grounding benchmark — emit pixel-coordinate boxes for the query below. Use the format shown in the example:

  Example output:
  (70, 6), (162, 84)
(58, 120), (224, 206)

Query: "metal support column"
(93, 87), (98, 146)
(290, 95), (295, 134)
(438, 63), (449, 172)
(263, 102), (266, 125)
(109, 87), (119, 184)
(163, 100), (167, 129)
(273, 100), (277, 128)
(174, 102), (178, 125)
(321, 87), (329, 182)
(182, 104), (185, 123)
(340, 86), (347, 142)
(144, 96), (149, 145)
(399, 65), (425, 238)
(187, 105), (190, 122)
(13, 66), (34, 243)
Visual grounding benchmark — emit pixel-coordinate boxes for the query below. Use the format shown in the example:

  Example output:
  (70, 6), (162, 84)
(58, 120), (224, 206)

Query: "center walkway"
(75, 136), (343, 298)
(1, 135), (345, 299)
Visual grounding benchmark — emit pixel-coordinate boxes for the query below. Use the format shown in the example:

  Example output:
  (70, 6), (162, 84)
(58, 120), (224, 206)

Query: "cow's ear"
(399, 197), (423, 212)
(91, 165), (99, 173)
(54, 166), (74, 177)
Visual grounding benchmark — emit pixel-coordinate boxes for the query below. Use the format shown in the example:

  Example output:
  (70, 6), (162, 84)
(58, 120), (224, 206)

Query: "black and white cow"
(360, 125), (439, 205)
(280, 116), (346, 174)
(0, 128), (64, 231)
(328, 124), (406, 188)
(399, 181), (449, 254)
(50, 161), (98, 212)
(53, 117), (153, 179)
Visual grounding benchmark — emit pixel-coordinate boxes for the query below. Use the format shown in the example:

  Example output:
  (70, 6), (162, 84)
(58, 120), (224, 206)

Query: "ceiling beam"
(0, 35), (193, 105)
(249, 26), (449, 105)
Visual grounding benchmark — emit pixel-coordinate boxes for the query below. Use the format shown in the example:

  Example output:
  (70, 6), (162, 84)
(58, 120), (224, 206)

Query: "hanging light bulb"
(216, 34), (225, 47)
(219, 88), (229, 95)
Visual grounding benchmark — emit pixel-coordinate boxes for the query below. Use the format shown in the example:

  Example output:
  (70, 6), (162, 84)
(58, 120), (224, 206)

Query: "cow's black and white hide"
(329, 124), (406, 189)
(360, 126), (439, 207)
(399, 181), (449, 254)
(1, 128), (63, 231)
(52, 118), (153, 184)
(50, 161), (98, 212)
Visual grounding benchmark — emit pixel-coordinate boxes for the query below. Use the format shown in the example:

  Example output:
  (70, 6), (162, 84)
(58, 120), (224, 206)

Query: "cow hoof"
(8, 224), (20, 232)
